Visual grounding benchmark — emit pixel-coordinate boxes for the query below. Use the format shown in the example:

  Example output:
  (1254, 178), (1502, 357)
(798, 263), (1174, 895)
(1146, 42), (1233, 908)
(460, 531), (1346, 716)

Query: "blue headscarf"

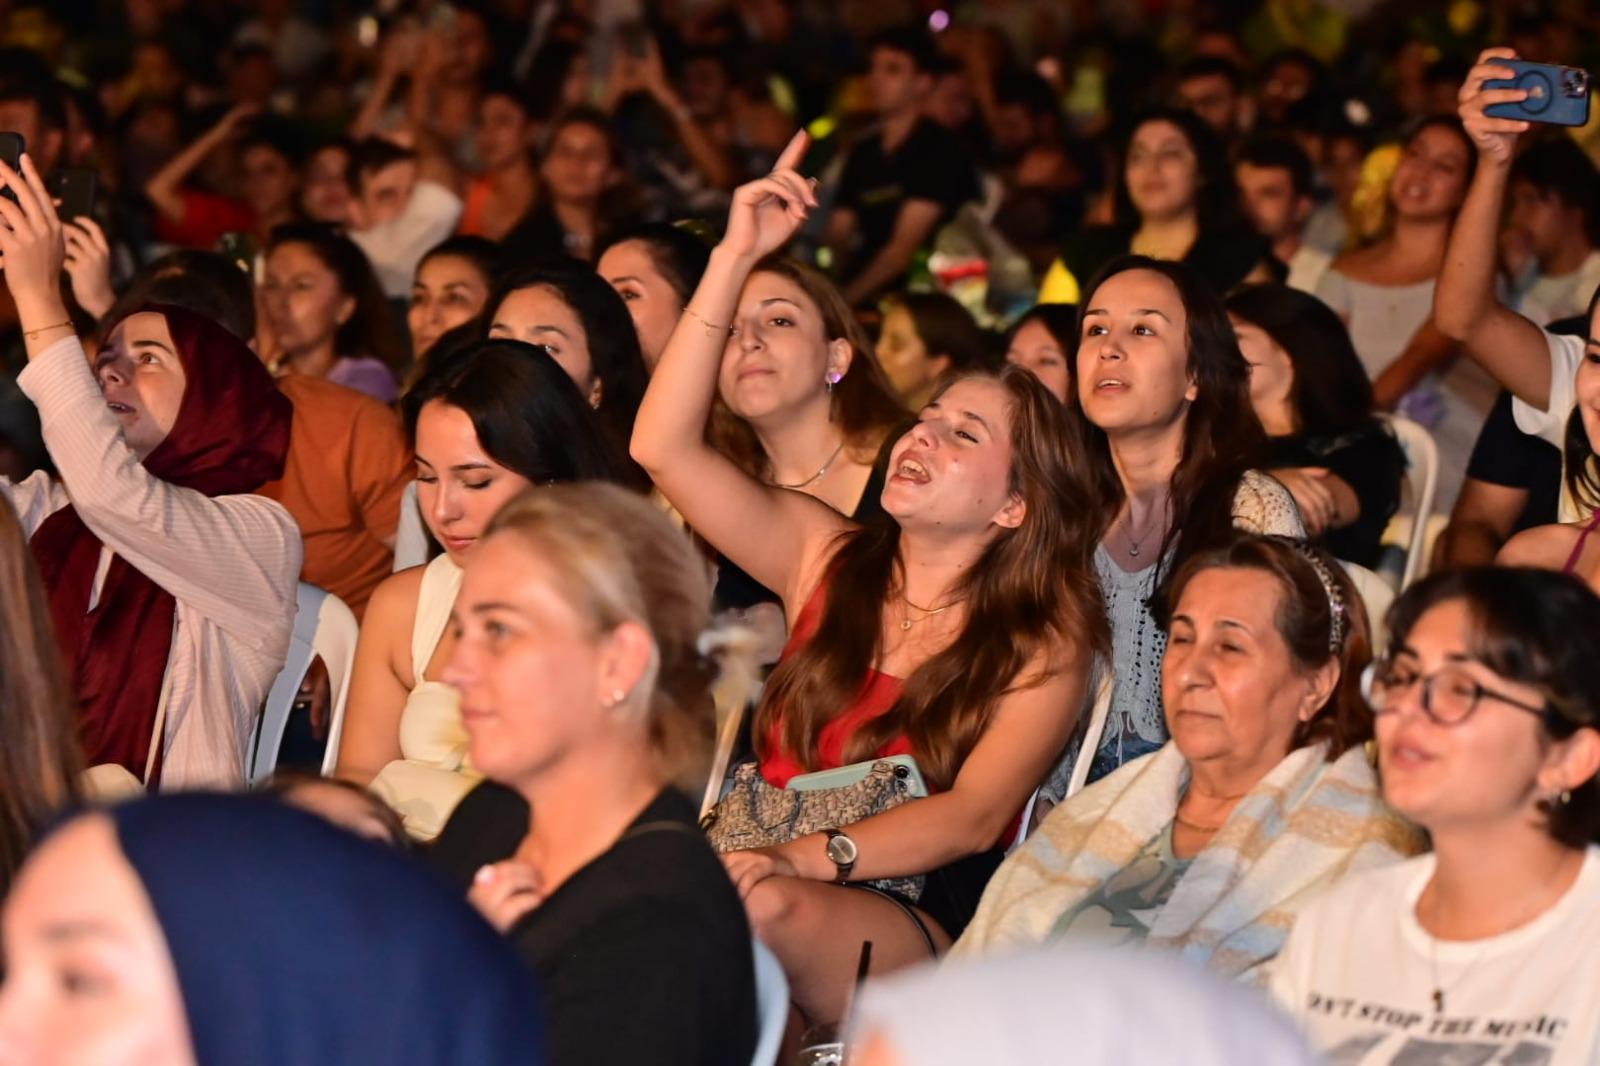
(103, 793), (545, 1066)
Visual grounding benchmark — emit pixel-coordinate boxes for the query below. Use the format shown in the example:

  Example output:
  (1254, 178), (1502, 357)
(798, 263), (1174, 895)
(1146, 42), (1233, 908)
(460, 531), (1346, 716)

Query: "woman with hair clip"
(428, 483), (757, 1066)
(958, 536), (1420, 976)
(0, 494), (82, 895)
(335, 340), (625, 840)
(1500, 287), (1600, 587)
(1229, 283), (1405, 568)
(632, 132), (1105, 1024)
(1272, 567), (1600, 1063)
(1041, 255), (1305, 804)
(486, 257), (651, 484)
(0, 153), (301, 791)
(260, 222), (408, 403)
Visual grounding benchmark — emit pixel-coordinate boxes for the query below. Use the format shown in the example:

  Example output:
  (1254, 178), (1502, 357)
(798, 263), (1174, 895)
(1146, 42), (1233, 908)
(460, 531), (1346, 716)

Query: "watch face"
(826, 833), (857, 865)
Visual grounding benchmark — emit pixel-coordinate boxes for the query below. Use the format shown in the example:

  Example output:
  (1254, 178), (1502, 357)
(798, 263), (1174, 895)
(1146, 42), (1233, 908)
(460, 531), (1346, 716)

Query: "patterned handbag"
(701, 759), (926, 900)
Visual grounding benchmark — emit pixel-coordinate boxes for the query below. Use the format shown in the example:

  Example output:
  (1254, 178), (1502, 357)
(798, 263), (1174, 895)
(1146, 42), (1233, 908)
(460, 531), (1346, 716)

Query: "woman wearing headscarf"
(0, 152), (301, 790)
(0, 793), (545, 1065)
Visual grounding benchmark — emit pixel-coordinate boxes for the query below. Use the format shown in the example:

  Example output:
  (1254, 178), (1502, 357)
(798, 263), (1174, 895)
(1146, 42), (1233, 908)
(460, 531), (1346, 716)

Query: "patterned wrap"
(952, 740), (1423, 981)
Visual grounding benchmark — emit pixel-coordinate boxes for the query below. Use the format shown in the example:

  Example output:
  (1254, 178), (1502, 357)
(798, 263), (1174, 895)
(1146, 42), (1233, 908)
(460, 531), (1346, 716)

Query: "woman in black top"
(1053, 108), (1270, 298)
(1227, 283), (1405, 568)
(428, 483), (757, 1066)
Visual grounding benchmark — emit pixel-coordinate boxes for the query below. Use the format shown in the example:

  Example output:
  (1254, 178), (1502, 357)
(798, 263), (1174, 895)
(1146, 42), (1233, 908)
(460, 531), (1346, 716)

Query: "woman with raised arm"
(631, 133), (1105, 1025)
(0, 152), (301, 792)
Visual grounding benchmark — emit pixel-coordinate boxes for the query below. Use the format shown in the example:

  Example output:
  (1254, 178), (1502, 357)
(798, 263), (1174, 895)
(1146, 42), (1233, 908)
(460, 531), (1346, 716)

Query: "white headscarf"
(848, 944), (1315, 1066)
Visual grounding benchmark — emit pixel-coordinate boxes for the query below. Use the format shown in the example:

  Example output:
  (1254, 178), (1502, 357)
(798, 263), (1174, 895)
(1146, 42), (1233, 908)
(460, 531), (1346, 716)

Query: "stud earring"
(601, 688), (627, 709)
(825, 370), (842, 393)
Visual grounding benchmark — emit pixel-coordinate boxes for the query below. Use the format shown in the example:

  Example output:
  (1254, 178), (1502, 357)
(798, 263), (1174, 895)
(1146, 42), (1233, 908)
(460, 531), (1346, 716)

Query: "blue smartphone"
(1484, 61), (1591, 127)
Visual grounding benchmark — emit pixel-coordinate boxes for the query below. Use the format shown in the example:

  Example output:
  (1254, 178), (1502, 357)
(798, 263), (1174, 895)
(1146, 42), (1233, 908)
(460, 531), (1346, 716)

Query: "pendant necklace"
(770, 441), (845, 491)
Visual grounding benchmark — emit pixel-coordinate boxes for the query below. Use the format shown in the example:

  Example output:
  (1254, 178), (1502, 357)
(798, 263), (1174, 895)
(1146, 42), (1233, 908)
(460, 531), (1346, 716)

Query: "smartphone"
(787, 755), (930, 799)
(49, 167), (97, 222)
(0, 132), (23, 204)
(1484, 61), (1591, 127)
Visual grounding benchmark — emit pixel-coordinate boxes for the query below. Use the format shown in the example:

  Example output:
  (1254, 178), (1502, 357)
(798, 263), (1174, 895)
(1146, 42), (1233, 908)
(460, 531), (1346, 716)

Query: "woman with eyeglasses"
(1271, 567), (1600, 1065)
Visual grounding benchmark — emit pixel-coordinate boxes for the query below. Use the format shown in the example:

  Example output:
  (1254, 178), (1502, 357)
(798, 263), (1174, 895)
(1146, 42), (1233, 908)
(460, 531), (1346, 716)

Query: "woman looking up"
(1041, 256), (1304, 801)
(0, 153), (301, 789)
(632, 133), (1105, 1024)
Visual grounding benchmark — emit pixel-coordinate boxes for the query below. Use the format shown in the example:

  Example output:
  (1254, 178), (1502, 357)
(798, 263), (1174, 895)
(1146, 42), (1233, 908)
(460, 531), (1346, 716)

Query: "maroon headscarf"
(30, 304), (292, 780)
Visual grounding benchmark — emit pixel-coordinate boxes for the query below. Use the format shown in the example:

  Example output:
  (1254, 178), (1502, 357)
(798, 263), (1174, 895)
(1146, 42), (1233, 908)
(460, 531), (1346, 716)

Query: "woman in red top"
(632, 132), (1105, 1025)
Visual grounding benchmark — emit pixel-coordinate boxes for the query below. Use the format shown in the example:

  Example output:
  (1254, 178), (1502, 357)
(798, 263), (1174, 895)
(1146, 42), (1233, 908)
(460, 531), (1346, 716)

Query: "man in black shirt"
(825, 26), (980, 307)
(1433, 390), (1563, 568)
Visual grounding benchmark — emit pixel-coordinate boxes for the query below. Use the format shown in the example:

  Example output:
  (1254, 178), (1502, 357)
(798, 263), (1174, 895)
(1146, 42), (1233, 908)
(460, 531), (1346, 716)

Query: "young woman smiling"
(633, 132), (1105, 1024)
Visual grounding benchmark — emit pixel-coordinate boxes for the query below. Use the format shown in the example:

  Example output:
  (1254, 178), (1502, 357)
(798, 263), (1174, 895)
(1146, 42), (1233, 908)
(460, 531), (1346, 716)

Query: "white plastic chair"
(1338, 559), (1395, 656)
(750, 940), (791, 1066)
(392, 479), (432, 572)
(1380, 416), (1439, 591)
(248, 583), (361, 784)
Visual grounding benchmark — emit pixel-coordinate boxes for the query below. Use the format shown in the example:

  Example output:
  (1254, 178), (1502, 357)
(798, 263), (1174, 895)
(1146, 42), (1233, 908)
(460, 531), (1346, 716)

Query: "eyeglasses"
(1364, 660), (1549, 727)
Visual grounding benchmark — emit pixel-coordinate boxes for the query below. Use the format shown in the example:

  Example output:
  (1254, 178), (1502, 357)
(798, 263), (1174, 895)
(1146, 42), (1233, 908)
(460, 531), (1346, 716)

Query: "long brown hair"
(1067, 255), (1267, 610)
(1167, 535), (1373, 760)
(0, 495), (83, 887)
(713, 255), (908, 479)
(755, 365), (1108, 790)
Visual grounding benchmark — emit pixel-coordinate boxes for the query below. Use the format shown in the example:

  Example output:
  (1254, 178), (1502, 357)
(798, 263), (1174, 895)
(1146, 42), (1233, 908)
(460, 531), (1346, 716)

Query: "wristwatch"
(823, 829), (857, 883)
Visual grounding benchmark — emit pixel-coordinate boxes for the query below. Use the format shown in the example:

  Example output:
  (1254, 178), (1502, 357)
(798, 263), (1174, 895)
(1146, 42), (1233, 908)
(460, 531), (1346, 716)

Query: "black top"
(430, 785), (757, 1066)
(1060, 221), (1269, 295)
(713, 443), (893, 610)
(1464, 390), (1563, 532)
(1266, 421), (1405, 568)
(834, 117), (980, 285)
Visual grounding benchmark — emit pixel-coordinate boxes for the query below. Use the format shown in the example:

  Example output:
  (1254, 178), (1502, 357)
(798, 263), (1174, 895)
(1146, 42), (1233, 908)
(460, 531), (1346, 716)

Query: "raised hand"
(0, 153), (67, 324)
(719, 130), (818, 262)
(1458, 48), (1532, 167)
(63, 216), (116, 320)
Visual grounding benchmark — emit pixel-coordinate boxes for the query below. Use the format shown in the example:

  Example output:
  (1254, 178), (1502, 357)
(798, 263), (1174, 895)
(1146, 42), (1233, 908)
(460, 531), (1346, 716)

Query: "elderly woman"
(955, 536), (1422, 978)
(0, 153), (299, 791)
(1271, 568), (1600, 1063)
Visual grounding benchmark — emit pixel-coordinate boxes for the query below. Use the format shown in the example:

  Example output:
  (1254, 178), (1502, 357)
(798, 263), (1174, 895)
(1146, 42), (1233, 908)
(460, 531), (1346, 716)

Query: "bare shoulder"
(364, 565), (427, 635)
(1497, 523), (1582, 570)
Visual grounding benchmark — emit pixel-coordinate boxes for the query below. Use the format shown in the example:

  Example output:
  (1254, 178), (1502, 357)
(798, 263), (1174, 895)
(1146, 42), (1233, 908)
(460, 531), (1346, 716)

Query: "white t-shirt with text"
(1270, 846), (1600, 1066)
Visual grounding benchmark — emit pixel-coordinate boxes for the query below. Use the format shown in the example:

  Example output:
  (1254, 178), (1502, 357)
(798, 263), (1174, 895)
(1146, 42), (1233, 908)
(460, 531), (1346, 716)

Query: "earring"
(601, 688), (627, 709)
(1561, 789), (1573, 805)
(825, 370), (842, 393)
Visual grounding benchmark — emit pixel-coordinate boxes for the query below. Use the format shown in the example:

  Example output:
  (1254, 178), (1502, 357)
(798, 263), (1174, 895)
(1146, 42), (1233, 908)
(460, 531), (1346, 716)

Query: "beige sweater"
(4, 336), (301, 788)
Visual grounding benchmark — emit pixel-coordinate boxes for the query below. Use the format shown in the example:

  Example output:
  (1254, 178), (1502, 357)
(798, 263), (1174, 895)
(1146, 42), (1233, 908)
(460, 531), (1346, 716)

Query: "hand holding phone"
(1484, 59), (1591, 127)
(0, 132), (23, 205)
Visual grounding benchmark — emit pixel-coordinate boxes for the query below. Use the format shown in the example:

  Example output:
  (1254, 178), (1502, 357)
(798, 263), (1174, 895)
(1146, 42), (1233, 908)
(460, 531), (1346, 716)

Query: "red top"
(154, 190), (256, 250)
(758, 581), (915, 787)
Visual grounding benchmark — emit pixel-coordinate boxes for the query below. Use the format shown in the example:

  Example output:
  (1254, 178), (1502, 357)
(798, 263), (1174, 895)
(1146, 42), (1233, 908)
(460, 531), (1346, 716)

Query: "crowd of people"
(0, 1), (1599, 1064)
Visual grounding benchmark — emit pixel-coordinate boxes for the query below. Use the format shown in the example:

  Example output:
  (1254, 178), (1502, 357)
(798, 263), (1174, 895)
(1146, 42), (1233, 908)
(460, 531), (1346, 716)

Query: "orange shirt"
(259, 375), (412, 619)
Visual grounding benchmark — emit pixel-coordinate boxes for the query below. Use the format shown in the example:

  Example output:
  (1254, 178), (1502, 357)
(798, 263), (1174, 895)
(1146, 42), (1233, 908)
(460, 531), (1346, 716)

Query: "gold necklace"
(899, 593), (961, 631)
(769, 441), (845, 491)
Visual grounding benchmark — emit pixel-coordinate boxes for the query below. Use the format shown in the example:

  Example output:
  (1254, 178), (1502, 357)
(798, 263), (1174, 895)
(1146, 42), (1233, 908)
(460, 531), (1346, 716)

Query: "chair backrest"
(248, 584), (360, 785)
(1385, 416), (1439, 590)
(1338, 559), (1395, 656)
(392, 480), (432, 572)
(750, 940), (791, 1066)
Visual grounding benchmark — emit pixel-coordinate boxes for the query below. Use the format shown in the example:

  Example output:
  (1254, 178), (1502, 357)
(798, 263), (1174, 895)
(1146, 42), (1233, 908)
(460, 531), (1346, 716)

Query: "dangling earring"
(825, 370), (842, 393)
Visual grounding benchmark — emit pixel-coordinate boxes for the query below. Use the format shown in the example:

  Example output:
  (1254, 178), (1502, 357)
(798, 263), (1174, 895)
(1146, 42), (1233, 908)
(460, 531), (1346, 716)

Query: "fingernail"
(474, 864), (497, 884)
